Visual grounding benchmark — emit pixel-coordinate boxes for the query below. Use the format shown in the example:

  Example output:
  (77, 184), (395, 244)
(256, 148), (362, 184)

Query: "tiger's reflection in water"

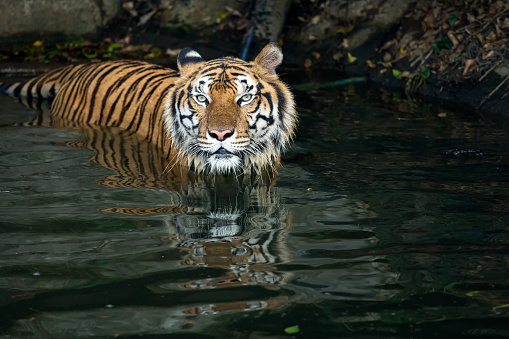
(71, 123), (294, 314)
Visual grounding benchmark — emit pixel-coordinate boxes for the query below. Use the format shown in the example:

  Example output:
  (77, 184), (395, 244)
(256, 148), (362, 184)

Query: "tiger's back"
(9, 60), (179, 155)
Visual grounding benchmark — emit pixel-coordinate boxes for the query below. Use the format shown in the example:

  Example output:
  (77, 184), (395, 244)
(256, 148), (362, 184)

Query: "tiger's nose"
(208, 129), (234, 141)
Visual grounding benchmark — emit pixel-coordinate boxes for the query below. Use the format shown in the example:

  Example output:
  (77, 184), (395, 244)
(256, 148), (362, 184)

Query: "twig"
(478, 73), (509, 107)
(478, 59), (503, 82)
(500, 85), (509, 99)
(411, 49), (433, 69)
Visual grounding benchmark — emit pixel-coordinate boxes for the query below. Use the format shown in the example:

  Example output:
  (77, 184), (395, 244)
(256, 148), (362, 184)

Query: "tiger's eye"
(241, 94), (252, 102)
(196, 95), (207, 102)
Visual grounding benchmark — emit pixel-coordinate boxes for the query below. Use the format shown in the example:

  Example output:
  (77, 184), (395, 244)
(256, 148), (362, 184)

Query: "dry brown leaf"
(383, 52), (392, 62)
(447, 31), (459, 47)
(341, 39), (349, 48)
(467, 13), (476, 23)
(304, 59), (312, 68)
(165, 48), (180, 57)
(501, 17), (509, 29)
(422, 13), (435, 30)
(381, 40), (396, 51)
(379, 68), (387, 76)
(138, 10), (156, 26)
(366, 60), (376, 68)
(312, 52), (321, 60)
(122, 1), (138, 16)
(307, 34), (317, 40)
(482, 50), (495, 60)
(311, 15), (321, 25)
(333, 51), (343, 62)
(477, 34), (485, 45)
(486, 31), (497, 42)
(463, 59), (476, 75)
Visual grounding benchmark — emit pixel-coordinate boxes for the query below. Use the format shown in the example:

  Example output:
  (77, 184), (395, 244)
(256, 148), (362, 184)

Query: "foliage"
(0, 36), (168, 63)
(372, 0), (509, 87)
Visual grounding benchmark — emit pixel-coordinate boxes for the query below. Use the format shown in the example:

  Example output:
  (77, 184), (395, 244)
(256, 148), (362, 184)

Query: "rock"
(158, 0), (247, 29)
(303, 0), (413, 51)
(0, 0), (122, 37)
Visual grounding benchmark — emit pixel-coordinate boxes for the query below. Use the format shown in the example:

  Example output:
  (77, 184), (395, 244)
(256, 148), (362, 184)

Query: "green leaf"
(392, 69), (402, 78)
(71, 39), (84, 47)
(419, 67), (430, 80)
(47, 49), (62, 59)
(180, 25), (190, 34)
(284, 325), (300, 334)
(448, 14), (459, 27)
(433, 38), (451, 54)
(107, 42), (122, 53)
(82, 48), (98, 59)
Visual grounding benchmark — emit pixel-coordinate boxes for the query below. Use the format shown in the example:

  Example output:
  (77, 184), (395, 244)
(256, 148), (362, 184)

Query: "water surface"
(0, 71), (508, 338)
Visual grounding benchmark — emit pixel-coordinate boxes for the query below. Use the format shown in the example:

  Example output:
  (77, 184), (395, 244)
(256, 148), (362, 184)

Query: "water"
(0, 70), (508, 338)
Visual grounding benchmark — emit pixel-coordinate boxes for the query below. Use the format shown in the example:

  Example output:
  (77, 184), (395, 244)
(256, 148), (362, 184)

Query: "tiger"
(0, 43), (297, 176)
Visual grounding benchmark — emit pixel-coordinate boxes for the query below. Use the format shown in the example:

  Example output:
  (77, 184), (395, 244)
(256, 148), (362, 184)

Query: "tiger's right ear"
(177, 47), (205, 75)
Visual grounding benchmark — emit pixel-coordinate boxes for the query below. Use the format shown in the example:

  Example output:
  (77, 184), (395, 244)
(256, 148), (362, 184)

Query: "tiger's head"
(164, 43), (297, 176)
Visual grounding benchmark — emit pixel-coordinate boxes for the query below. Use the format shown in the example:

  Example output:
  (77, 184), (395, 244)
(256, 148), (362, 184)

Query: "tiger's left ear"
(177, 47), (205, 75)
(254, 42), (283, 76)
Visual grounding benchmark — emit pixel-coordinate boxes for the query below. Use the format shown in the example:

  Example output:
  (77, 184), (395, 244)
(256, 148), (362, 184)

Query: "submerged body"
(1, 43), (297, 175)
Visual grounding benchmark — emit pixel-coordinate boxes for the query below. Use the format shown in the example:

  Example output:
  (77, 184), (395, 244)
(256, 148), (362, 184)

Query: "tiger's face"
(164, 43), (297, 175)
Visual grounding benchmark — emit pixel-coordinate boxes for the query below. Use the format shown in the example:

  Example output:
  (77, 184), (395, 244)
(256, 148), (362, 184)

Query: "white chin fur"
(207, 154), (242, 174)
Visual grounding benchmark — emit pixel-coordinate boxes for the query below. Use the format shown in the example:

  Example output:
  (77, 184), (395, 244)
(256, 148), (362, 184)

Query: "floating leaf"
(437, 112), (447, 118)
(32, 40), (44, 47)
(284, 325), (300, 334)
(392, 69), (402, 78)
(219, 12), (228, 19)
(493, 304), (509, 310)
(347, 52), (357, 63)
(466, 291), (480, 297)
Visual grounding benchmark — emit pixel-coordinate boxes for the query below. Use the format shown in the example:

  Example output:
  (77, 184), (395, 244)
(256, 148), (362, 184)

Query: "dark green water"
(0, 71), (508, 338)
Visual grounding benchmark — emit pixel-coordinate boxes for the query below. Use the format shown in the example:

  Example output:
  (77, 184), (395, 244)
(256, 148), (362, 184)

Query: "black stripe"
(55, 65), (96, 120)
(261, 92), (273, 117)
(268, 82), (287, 130)
(85, 62), (128, 124)
(97, 63), (145, 125)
